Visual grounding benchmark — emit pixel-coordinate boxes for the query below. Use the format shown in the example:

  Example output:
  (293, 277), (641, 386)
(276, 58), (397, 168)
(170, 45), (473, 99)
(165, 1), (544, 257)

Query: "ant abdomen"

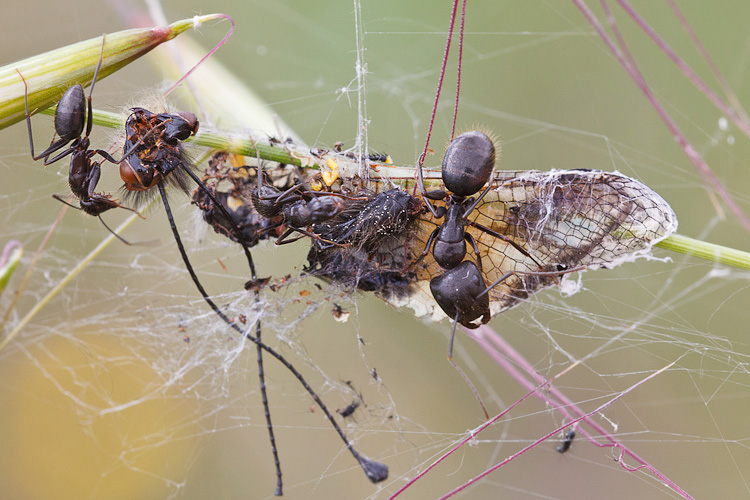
(429, 260), (491, 328)
(53, 84), (87, 142)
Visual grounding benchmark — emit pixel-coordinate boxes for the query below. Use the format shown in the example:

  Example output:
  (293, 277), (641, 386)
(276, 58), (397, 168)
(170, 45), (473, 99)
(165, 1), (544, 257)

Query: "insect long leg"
(178, 163), (287, 494)
(178, 166), (256, 275)
(169, 166), (283, 494)
(156, 183), (387, 485)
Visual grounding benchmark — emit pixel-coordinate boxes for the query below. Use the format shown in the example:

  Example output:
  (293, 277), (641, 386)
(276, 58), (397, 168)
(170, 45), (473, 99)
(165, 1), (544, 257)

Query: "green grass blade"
(0, 14), (228, 130)
(657, 233), (750, 270)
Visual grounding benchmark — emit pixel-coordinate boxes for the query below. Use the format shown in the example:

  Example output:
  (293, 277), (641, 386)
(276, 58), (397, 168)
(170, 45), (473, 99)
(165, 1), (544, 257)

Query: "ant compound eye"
(442, 131), (496, 197)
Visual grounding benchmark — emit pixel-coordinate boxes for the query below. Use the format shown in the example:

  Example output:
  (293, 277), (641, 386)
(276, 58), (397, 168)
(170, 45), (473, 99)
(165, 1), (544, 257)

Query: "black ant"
(250, 177), (358, 246)
(18, 36), (145, 244)
(417, 131), (547, 358)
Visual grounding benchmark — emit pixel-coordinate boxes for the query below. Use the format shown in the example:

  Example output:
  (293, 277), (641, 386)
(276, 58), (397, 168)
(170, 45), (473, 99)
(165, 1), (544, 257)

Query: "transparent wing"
(399, 169), (678, 319)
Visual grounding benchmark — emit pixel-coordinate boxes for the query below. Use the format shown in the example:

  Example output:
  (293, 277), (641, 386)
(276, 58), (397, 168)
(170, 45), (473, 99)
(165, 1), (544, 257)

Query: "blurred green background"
(1, 1), (749, 499)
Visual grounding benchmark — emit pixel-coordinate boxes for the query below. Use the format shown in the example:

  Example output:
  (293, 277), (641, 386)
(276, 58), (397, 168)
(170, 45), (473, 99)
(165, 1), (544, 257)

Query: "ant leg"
(17, 69), (70, 162)
(275, 227), (349, 248)
(411, 226), (440, 267)
(469, 220), (544, 269)
(51, 194), (133, 245)
(475, 270), (514, 302)
(273, 183), (306, 205)
(275, 228), (305, 245)
(97, 216), (133, 246)
(51, 194), (81, 210)
(157, 182), (387, 484)
(464, 232), (483, 273)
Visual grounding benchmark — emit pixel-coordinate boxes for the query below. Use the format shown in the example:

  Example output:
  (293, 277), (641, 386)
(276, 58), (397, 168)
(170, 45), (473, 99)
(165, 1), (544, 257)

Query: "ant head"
(441, 131), (495, 197)
(53, 84), (86, 141)
(158, 111), (200, 145)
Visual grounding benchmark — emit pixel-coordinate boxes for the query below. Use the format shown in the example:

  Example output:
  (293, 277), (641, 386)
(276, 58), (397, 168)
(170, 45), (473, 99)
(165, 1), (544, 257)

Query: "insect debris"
(557, 429), (576, 454)
(337, 399), (361, 419)
(305, 187), (424, 299)
(191, 154), (290, 248)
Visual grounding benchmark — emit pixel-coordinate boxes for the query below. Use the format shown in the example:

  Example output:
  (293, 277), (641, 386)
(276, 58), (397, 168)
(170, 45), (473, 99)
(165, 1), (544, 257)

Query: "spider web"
(1, 1), (749, 499)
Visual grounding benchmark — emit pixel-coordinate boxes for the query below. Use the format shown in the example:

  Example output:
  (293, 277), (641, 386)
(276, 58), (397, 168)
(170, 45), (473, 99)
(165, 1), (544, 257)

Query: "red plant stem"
(419, 0), (459, 170)
(617, 0), (750, 137)
(572, 0), (750, 231)
(440, 331), (690, 499)
(464, 325), (694, 500)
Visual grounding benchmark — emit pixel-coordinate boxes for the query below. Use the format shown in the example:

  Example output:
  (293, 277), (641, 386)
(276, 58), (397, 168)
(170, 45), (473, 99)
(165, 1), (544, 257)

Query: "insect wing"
(402, 169), (677, 320)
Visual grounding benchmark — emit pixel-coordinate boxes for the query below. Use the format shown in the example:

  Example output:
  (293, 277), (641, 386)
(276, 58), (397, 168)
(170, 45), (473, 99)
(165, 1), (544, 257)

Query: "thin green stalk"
(39, 113), (750, 273)
(0, 200), (156, 353)
(657, 234), (750, 270)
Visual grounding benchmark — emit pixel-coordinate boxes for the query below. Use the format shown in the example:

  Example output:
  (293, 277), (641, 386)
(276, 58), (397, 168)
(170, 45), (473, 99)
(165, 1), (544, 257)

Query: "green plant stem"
(656, 233), (750, 270)
(42, 109), (750, 272)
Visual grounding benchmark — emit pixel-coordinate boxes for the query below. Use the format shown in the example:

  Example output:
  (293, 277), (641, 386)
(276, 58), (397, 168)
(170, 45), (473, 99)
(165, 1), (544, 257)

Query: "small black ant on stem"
(18, 35), (145, 244)
(250, 169), (364, 247)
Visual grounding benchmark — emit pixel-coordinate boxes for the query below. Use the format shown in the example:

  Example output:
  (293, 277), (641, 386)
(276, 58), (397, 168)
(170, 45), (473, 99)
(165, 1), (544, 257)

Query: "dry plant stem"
(0, 206), (146, 353)
(665, 0), (749, 124)
(619, 0), (750, 136)
(572, 0), (750, 231)
(434, 355), (682, 499)
(0, 206), (68, 329)
(390, 323), (691, 498)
